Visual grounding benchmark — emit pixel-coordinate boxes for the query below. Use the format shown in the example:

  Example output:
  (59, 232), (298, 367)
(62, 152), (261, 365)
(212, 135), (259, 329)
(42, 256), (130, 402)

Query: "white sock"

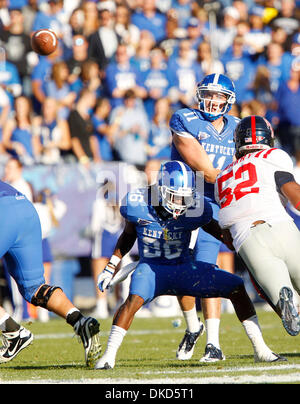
(242, 315), (275, 360)
(205, 318), (220, 348)
(182, 307), (200, 333)
(104, 325), (127, 359)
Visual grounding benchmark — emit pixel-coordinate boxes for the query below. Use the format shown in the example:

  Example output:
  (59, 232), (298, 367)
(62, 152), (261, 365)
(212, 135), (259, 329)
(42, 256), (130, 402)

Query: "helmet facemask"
(196, 81), (236, 121)
(159, 185), (195, 219)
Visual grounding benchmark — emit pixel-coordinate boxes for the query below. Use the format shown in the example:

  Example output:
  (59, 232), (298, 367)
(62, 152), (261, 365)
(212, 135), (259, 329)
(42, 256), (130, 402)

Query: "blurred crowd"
(0, 0), (299, 168)
(0, 0), (300, 320)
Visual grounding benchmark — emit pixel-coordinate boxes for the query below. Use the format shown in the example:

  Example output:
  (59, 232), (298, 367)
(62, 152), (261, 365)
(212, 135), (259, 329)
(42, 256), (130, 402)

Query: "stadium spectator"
(82, 0), (100, 38)
(167, 38), (203, 109)
(105, 43), (147, 108)
(44, 61), (77, 120)
(0, 8), (36, 96)
(221, 34), (257, 105)
(131, 29), (155, 75)
(114, 4), (140, 58)
(240, 99), (267, 119)
(0, 47), (22, 107)
(211, 6), (240, 58)
(63, 7), (85, 51)
(147, 97), (172, 160)
(66, 35), (89, 93)
(158, 8), (181, 59)
(77, 59), (105, 100)
(269, 0), (299, 37)
(2, 95), (39, 165)
(0, 86), (10, 150)
(171, 0), (193, 29)
(91, 97), (116, 162)
(243, 5), (271, 56)
(270, 26), (290, 52)
(32, 97), (72, 165)
(185, 17), (205, 59)
(87, 23), (107, 71)
(143, 47), (170, 119)
(0, 0), (10, 29)
(21, 0), (40, 35)
(31, 41), (62, 114)
(260, 41), (293, 93)
(96, 8), (119, 61)
(131, 0), (167, 45)
(3, 157), (33, 201)
(275, 59), (300, 156)
(245, 65), (273, 107)
(67, 88), (100, 165)
(31, 0), (65, 38)
(109, 89), (149, 168)
(196, 40), (224, 75)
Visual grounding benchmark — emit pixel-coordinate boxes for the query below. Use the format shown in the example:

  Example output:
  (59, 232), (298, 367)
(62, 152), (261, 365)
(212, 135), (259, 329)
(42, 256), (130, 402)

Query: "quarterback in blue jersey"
(95, 161), (283, 369)
(0, 179), (101, 366)
(170, 73), (240, 362)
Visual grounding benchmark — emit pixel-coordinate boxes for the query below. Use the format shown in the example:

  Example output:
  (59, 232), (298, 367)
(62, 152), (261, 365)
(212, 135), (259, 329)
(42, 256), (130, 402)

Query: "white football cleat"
(176, 321), (205, 360)
(279, 287), (300, 336)
(254, 350), (287, 363)
(0, 327), (33, 363)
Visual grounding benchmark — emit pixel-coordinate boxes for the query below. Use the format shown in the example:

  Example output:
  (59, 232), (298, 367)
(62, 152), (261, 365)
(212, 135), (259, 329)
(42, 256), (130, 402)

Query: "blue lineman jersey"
(0, 180), (45, 302)
(170, 108), (239, 263)
(120, 187), (213, 265)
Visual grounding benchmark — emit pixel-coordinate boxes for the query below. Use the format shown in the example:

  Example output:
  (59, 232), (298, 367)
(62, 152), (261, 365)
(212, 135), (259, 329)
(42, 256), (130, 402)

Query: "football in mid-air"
(31, 29), (58, 56)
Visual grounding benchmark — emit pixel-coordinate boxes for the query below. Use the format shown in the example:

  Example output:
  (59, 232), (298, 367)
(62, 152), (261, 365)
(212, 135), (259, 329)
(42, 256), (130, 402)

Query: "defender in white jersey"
(215, 115), (300, 337)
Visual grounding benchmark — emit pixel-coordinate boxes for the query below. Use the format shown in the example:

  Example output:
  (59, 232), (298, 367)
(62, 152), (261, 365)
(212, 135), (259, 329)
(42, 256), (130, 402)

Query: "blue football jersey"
(120, 187), (213, 264)
(170, 107), (240, 201)
(0, 180), (24, 198)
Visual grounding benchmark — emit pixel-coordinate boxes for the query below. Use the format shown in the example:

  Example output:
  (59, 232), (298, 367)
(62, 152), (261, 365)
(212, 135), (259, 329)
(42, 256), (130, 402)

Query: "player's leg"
(5, 198), (101, 367)
(176, 295), (205, 360)
(177, 262), (285, 362)
(239, 221), (300, 336)
(95, 262), (155, 369)
(192, 225), (224, 362)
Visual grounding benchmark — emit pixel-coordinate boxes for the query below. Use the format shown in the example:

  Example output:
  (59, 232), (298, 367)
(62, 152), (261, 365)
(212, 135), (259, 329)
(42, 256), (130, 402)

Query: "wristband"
(109, 255), (121, 267)
(104, 267), (114, 275)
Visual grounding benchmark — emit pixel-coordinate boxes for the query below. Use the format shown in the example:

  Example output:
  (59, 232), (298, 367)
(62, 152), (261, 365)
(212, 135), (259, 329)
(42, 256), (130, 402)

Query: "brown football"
(31, 29), (58, 56)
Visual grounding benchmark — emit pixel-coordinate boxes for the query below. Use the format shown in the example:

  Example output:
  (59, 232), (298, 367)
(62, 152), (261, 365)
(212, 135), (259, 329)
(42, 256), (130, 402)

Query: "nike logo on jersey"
(137, 219), (153, 225)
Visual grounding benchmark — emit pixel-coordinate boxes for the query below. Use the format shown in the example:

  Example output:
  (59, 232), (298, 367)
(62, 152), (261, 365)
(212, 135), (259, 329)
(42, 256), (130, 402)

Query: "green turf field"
(1, 309), (300, 384)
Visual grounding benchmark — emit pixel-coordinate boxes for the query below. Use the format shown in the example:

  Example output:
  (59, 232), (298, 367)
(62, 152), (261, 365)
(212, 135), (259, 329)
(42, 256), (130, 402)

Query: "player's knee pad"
(31, 284), (62, 308)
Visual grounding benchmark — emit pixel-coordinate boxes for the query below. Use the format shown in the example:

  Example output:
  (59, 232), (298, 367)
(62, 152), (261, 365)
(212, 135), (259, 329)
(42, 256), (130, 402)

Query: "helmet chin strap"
(200, 110), (221, 122)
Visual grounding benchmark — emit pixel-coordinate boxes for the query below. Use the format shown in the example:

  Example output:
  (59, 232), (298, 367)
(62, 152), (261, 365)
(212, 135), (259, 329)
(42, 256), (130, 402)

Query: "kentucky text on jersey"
(201, 142), (235, 156)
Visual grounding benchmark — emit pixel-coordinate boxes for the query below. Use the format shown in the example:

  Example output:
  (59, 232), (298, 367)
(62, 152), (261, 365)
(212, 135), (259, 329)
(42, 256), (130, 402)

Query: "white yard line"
(3, 372), (300, 384)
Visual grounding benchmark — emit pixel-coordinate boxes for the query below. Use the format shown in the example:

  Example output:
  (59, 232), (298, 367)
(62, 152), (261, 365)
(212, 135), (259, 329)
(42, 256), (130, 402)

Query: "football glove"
(98, 264), (115, 292)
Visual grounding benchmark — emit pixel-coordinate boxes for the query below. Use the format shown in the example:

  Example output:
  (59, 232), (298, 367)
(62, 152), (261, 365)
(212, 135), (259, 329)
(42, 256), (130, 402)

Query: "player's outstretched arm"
(98, 221), (137, 292)
(172, 134), (220, 183)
